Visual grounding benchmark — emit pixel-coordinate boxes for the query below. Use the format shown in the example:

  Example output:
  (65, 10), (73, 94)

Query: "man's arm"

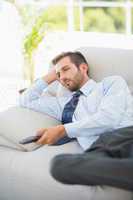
(19, 69), (62, 120)
(19, 68), (58, 104)
(64, 76), (131, 138)
(42, 68), (58, 84)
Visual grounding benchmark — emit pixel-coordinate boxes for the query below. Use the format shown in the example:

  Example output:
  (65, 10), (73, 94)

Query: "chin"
(65, 83), (80, 92)
(66, 86), (74, 92)
(69, 87), (79, 92)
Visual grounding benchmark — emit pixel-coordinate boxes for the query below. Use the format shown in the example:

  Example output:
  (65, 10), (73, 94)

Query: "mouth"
(61, 80), (73, 88)
(65, 80), (71, 87)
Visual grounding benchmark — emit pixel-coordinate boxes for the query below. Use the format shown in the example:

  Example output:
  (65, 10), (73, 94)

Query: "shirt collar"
(80, 79), (97, 97)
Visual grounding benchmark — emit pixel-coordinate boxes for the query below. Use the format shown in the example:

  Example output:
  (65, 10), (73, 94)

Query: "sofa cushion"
(0, 143), (132, 200)
(0, 106), (61, 151)
(77, 46), (133, 94)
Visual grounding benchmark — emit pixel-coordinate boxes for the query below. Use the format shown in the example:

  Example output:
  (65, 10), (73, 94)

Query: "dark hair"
(52, 51), (89, 74)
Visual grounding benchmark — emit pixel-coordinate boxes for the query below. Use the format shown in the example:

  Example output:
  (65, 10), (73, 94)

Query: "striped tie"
(54, 90), (83, 145)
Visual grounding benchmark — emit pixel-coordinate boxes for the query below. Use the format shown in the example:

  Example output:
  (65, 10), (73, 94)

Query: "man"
(19, 51), (133, 190)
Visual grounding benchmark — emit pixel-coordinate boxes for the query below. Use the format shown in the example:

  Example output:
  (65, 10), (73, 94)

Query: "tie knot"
(73, 90), (83, 98)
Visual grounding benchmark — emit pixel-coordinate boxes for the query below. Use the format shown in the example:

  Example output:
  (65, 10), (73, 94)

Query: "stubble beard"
(67, 73), (84, 92)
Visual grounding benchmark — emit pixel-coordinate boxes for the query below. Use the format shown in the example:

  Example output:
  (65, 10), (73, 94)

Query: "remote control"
(19, 135), (41, 145)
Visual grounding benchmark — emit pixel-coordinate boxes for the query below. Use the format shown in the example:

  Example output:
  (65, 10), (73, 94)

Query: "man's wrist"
(58, 125), (66, 137)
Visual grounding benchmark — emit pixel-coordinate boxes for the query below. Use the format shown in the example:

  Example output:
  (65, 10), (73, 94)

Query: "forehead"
(55, 56), (73, 72)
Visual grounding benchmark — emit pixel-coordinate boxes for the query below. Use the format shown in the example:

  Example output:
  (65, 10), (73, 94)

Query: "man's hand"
(36, 125), (66, 145)
(42, 68), (58, 85)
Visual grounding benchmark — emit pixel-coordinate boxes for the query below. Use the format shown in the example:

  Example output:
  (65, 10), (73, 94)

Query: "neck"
(80, 76), (90, 88)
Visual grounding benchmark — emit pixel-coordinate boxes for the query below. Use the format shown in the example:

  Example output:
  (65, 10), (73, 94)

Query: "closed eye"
(56, 72), (60, 78)
(62, 67), (70, 72)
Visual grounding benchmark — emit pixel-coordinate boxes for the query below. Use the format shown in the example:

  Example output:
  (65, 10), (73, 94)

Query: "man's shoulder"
(102, 75), (126, 86)
(101, 75), (128, 94)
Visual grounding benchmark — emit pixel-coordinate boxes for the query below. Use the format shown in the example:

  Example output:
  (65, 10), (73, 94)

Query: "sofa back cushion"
(77, 46), (133, 94)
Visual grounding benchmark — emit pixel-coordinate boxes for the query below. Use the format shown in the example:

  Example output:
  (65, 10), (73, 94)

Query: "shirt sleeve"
(19, 78), (62, 121)
(65, 76), (129, 138)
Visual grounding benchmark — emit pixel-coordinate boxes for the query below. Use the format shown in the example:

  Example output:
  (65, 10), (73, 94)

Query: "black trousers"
(50, 126), (133, 191)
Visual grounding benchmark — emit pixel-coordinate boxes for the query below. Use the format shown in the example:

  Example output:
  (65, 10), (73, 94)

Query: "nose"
(59, 73), (66, 82)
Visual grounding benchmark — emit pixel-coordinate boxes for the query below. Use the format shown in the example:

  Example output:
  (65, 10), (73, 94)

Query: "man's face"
(55, 56), (86, 91)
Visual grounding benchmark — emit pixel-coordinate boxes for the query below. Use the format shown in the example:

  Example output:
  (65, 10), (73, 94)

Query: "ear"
(79, 63), (88, 74)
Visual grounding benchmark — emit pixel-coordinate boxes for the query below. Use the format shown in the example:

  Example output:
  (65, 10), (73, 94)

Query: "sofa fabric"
(77, 46), (133, 94)
(0, 107), (61, 151)
(0, 143), (132, 200)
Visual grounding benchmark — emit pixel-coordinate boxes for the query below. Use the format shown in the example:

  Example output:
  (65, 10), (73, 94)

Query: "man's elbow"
(99, 109), (124, 128)
(107, 112), (124, 128)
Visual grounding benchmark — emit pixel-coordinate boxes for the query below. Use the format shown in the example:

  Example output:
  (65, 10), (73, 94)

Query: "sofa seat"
(0, 141), (132, 200)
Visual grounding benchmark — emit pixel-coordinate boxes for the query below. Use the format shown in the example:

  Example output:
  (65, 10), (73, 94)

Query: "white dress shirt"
(19, 76), (133, 151)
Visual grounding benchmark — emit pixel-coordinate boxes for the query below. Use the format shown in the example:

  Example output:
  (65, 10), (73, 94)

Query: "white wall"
(0, 1), (24, 78)
(0, 1), (24, 111)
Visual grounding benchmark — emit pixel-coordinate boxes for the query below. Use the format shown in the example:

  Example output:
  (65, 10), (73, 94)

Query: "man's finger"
(36, 128), (47, 136)
(36, 133), (47, 145)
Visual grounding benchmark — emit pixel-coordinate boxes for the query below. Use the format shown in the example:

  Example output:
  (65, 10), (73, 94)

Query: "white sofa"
(0, 42), (133, 200)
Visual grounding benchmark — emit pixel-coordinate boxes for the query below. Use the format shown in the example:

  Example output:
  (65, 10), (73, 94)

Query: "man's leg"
(50, 151), (133, 191)
(50, 126), (133, 191)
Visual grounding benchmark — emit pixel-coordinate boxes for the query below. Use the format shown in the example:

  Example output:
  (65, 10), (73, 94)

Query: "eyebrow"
(56, 65), (69, 72)
(61, 65), (69, 69)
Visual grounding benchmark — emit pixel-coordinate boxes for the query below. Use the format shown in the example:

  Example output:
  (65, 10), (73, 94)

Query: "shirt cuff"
(34, 78), (48, 91)
(64, 123), (77, 138)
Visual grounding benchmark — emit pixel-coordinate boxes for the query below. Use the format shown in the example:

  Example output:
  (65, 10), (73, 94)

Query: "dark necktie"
(54, 90), (82, 145)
